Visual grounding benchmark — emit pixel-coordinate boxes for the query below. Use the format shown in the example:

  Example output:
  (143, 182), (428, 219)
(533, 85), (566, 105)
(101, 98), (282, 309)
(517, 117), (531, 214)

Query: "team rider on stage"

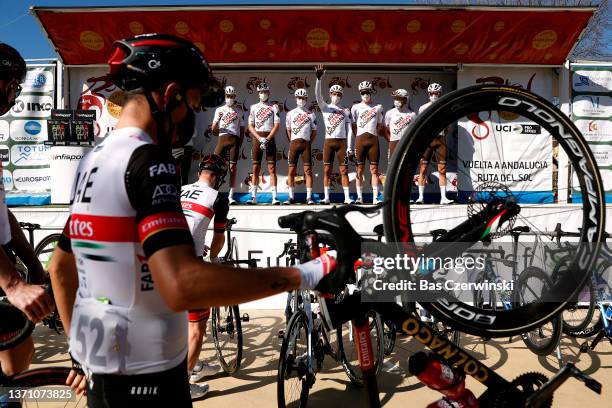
(314, 64), (353, 205)
(247, 83), (280, 205)
(415, 83), (453, 205)
(384, 88), (415, 160)
(0, 43), (54, 385)
(181, 154), (230, 398)
(212, 86), (244, 205)
(47, 34), (336, 407)
(351, 81), (384, 204)
(285, 88), (317, 205)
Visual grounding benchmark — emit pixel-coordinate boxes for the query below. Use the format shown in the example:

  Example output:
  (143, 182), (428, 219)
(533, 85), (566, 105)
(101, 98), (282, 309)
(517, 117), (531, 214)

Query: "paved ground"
(29, 310), (612, 407)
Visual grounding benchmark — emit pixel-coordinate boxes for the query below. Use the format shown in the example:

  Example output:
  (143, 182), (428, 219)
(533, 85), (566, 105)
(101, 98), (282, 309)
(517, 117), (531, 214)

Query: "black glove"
(316, 68), (324, 80)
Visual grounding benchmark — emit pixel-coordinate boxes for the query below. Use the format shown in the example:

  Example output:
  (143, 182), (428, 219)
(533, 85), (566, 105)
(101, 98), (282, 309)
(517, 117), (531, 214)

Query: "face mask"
(361, 94), (371, 103)
(225, 98), (234, 106)
(296, 99), (306, 108)
(394, 100), (403, 109)
(331, 95), (341, 105)
(259, 92), (268, 102)
(429, 94), (439, 102)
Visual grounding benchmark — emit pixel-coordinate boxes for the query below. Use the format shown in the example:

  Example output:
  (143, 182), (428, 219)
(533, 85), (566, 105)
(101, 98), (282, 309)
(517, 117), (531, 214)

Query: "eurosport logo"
(0, 121), (8, 142)
(22, 70), (53, 92)
(10, 144), (50, 167)
(9, 120), (47, 142)
(13, 169), (51, 191)
(9, 95), (54, 118)
(2, 170), (13, 190)
(0, 146), (9, 166)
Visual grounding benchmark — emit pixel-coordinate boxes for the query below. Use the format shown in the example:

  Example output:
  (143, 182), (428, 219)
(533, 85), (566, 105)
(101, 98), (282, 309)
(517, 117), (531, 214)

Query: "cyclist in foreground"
(47, 34), (336, 407)
(0, 43), (54, 382)
(181, 154), (231, 398)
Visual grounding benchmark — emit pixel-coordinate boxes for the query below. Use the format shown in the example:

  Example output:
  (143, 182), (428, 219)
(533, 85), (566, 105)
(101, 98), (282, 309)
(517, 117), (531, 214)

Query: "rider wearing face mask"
(350, 81), (385, 204)
(416, 82), (453, 205)
(384, 89), (416, 160)
(314, 64), (354, 205)
(212, 86), (245, 204)
(284, 88), (317, 205)
(247, 82), (280, 204)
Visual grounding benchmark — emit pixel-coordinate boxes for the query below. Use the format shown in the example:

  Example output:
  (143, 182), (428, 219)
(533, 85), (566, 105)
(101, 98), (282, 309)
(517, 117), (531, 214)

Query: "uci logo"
(69, 219), (94, 238)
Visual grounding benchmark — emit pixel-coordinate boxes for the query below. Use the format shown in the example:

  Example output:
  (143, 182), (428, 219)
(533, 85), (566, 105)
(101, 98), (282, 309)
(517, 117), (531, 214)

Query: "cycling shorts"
(188, 309), (210, 323)
(251, 132), (277, 164)
(421, 135), (447, 165)
(214, 134), (240, 164)
(355, 133), (380, 165)
(87, 358), (191, 408)
(388, 140), (400, 161)
(323, 139), (348, 167)
(288, 139), (311, 167)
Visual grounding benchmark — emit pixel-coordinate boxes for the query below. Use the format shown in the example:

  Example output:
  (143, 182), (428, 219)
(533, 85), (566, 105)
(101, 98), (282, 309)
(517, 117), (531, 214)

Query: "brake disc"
(493, 372), (552, 408)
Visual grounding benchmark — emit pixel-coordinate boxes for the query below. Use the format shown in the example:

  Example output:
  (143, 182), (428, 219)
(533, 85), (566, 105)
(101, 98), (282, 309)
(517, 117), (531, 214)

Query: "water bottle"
(409, 351), (479, 408)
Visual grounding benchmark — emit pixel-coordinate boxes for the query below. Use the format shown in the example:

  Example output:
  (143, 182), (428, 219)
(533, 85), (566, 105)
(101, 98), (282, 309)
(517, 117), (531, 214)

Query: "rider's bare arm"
(48, 242), (77, 336)
(7, 210), (45, 283)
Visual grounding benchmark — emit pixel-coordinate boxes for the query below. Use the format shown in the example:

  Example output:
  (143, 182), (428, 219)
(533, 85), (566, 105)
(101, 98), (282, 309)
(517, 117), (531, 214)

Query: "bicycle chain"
(493, 372), (552, 408)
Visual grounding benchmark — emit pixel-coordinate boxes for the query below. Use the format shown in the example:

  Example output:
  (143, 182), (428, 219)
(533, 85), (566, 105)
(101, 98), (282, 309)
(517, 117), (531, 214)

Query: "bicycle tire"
(0, 302), (34, 351)
(278, 309), (310, 408)
(211, 305), (243, 375)
(384, 84), (606, 337)
(514, 267), (563, 356)
(382, 319), (396, 356)
(34, 233), (61, 269)
(336, 310), (384, 387)
(551, 255), (596, 334)
(9, 366), (70, 387)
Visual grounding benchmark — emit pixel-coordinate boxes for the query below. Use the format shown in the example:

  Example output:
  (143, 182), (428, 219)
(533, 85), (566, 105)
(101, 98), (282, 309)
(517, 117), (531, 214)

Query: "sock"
(272, 186), (277, 201)
(440, 185), (447, 199)
(252, 186), (258, 198)
(418, 185), (425, 199)
(343, 187), (350, 201)
(307, 188), (312, 201)
(373, 186), (379, 200)
(357, 186), (363, 200)
(229, 188), (234, 199)
(289, 187), (294, 199)
(324, 186), (330, 201)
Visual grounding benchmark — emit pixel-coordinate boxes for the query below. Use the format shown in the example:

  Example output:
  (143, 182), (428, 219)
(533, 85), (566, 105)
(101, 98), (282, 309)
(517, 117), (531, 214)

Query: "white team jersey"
(384, 108), (416, 142)
(315, 79), (353, 140)
(67, 127), (187, 375)
(285, 107), (316, 141)
(181, 182), (219, 255)
(248, 102), (280, 132)
(0, 163), (11, 245)
(212, 105), (244, 137)
(351, 102), (384, 136)
(418, 101), (433, 114)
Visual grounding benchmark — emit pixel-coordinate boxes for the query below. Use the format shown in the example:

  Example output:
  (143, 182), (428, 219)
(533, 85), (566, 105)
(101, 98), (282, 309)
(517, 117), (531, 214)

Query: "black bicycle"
(277, 82), (605, 408)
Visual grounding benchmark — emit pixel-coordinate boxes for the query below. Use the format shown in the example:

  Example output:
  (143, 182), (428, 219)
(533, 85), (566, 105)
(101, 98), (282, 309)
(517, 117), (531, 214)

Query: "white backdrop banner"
(69, 67), (454, 201)
(457, 67), (554, 203)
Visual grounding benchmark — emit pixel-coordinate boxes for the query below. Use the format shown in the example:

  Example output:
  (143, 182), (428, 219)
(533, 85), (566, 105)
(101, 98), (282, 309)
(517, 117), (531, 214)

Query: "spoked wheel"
(514, 267), (563, 356)
(384, 84), (605, 338)
(336, 310), (384, 386)
(34, 233), (61, 270)
(278, 310), (311, 408)
(211, 305), (242, 375)
(6, 367), (88, 407)
(382, 319), (397, 356)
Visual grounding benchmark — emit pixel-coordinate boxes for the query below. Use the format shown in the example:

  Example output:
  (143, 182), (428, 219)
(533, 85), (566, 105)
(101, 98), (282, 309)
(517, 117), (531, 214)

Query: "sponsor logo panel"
(10, 144), (51, 167)
(575, 119), (612, 143)
(9, 120), (48, 142)
(9, 95), (54, 118)
(0, 146), (9, 166)
(572, 95), (612, 118)
(0, 121), (8, 142)
(21, 69), (54, 93)
(572, 70), (612, 93)
(2, 170), (13, 190)
(13, 168), (51, 191)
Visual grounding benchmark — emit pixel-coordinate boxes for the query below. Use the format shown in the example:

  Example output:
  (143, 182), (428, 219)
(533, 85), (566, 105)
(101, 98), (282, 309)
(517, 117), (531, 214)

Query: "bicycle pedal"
(242, 313), (250, 322)
(278, 330), (285, 339)
(579, 343), (589, 353)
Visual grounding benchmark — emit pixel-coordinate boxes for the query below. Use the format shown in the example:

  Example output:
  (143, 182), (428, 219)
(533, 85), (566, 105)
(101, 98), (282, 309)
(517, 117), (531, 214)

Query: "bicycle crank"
(493, 372), (551, 408)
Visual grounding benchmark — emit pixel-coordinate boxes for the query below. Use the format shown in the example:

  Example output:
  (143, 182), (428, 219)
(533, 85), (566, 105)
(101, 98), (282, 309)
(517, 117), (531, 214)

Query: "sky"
(0, 0), (610, 60)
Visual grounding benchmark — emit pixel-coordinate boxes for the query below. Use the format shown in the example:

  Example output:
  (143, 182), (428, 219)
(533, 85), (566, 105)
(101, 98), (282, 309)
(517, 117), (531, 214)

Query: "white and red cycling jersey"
(351, 102), (384, 136)
(248, 102), (280, 133)
(384, 107), (416, 142)
(212, 105), (244, 137)
(180, 181), (229, 256)
(285, 107), (316, 141)
(314, 79), (353, 144)
(57, 126), (194, 376)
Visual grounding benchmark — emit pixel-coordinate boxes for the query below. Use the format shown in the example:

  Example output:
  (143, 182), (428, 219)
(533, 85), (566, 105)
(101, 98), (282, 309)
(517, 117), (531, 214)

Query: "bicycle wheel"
(278, 309), (311, 408)
(384, 84), (605, 337)
(6, 366), (87, 407)
(34, 233), (61, 270)
(336, 310), (384, 386)
(211, 305), (242, 375)
(382, 319), (396, 356)
(514, 267), (563, 356)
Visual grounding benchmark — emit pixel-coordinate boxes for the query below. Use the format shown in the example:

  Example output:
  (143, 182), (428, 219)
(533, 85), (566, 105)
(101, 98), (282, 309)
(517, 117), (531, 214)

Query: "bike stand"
(241, 313), (250, 322)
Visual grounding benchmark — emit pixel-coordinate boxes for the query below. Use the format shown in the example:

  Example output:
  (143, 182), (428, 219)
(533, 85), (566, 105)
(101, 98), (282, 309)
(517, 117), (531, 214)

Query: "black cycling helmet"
(198, 154), (228, 188)
(0, 43), (26, 83)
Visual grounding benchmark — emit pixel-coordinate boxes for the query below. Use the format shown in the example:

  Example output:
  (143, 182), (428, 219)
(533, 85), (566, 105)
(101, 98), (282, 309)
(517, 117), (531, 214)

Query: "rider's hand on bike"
(295, 250), (337, 292)
(4, 280), (54, 323)
(66, 369), (87, 396)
